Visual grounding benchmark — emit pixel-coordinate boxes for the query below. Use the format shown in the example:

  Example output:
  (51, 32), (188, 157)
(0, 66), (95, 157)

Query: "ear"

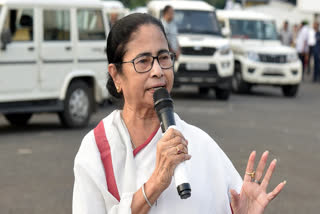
(108, 64), (122, 89)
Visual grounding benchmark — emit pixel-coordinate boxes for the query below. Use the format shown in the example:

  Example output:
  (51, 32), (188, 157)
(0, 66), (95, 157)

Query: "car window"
(77, 9), (106, 41)
(44, 10), (71, 41)
(4, 8), (34, 42)
(174, 10), (221, 35)
(229, 19), (278, 40)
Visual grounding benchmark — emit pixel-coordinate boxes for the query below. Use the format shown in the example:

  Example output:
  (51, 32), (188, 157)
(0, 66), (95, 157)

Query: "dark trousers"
(308, 46), (314, 74)
(299, 53), (306, 78)
(314, 52), (320, 82)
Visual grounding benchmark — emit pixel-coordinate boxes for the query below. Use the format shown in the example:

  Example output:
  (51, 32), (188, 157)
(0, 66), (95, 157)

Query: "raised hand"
(230, 151), (286, 214)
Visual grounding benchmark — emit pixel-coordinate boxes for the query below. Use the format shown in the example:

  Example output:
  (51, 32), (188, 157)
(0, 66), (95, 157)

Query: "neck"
(121, 103), (160, 147)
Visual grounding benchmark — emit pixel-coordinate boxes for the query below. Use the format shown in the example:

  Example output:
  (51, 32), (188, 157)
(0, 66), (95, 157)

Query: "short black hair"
(106, 13), (169, 99)
(163, 5), (173, 16)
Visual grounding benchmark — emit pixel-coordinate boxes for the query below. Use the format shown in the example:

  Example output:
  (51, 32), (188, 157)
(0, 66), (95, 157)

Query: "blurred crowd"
(280, 17), (320, 82)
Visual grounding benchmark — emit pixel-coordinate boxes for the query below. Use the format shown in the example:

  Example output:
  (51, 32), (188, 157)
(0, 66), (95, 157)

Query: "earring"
(116, 85), (121, 93)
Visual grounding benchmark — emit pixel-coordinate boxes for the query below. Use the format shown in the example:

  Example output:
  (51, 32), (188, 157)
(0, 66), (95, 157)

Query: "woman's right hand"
(150, 128), (191, 192)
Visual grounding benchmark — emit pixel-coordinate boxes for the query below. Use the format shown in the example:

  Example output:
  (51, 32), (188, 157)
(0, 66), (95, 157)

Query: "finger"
(244, 151), (256, 182)
(168, 143), (188, 156)
(260, 159), (277, 191)
(255, 151), (269, 181)
(230, 189), (240, 211)
(267, 180), (286, 201)
(161, 128), (185, 142)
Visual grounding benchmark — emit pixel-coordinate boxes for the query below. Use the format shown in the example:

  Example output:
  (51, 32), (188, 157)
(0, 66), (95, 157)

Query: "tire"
(215, 88), (230, 100)
(4, 113), (32, 126)
(232, 62), (251, 93)
(282, 85), (299, 97)
(59, 81), (93, 128)
(199, 87), (210, 95)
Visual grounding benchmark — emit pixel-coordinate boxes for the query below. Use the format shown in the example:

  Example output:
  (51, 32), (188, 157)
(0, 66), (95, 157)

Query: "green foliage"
(204, 0), (226, 9)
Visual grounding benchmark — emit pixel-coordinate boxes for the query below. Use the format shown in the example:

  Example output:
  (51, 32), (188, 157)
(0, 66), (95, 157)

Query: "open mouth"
(147, 86), (165, 92)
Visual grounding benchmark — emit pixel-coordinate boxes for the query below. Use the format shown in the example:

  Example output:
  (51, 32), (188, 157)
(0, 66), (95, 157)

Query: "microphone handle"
(157, 107), (176, 132)
(164, 125), (191, 199)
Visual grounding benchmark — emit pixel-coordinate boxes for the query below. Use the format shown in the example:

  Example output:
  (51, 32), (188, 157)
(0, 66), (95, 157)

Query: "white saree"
(73, 110), (242, 214)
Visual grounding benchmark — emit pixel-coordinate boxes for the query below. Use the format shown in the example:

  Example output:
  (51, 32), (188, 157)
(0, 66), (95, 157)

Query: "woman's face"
(116, 24), (174, 110)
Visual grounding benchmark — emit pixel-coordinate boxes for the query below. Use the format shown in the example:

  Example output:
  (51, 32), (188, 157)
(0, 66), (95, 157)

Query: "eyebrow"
(134, 49), (169, 59)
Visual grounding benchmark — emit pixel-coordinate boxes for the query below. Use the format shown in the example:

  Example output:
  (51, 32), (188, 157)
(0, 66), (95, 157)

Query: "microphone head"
(153, 88), (173, 112)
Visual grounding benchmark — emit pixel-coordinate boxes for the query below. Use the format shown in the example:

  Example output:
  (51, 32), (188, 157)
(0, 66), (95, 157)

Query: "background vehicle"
(148, 0), (234, 100)
(217, 10), (302, 97)
(101, 0), (129, 28)
(0, 0), (110, 128)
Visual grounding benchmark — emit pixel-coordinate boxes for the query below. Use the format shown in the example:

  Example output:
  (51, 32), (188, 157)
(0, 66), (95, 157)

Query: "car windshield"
(174, 10), (221, 35)
(229, 19), (278, 40)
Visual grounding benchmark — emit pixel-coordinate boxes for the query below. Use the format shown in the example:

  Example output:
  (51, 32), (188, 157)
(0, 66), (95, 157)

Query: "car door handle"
(65, 46), (72, 51)
(28, 47), (35, 51)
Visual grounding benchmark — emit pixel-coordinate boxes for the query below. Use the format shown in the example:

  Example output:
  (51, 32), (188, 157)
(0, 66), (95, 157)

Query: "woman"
(73, 13), (285, 214)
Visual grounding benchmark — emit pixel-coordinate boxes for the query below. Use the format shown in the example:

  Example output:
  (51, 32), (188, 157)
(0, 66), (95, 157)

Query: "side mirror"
(1, 29), (12, 51)
(221, 27), (230, 38)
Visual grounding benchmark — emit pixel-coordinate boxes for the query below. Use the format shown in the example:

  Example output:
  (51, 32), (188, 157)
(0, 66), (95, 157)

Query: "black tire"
(199, 87), (210, 95)
(282, 85), (299, 97)
(232, 62), (251, 93)
(215, 88), (231, 100)
(59, 81), (93, 128)
(4, 113), (32, 126)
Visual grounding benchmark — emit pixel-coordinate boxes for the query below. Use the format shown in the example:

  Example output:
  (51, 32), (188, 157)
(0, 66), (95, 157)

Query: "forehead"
(124, 24), (168, 57)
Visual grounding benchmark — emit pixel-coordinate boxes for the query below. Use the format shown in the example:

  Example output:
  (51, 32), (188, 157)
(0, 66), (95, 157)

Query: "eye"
(159, 53), (170, 61)
(136, 56), (151, 64)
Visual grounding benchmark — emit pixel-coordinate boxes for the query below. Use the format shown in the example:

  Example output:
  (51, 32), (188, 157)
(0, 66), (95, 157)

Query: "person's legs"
(308, 46), (314, 74)
(299, 53), (305, 79)
(314, 53), (320, 82)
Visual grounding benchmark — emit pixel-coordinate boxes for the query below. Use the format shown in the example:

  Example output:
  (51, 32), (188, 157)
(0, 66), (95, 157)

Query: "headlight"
(219, 45), (231, 55)
(287, 53), (298, 63)
(247, 51), (259, 62)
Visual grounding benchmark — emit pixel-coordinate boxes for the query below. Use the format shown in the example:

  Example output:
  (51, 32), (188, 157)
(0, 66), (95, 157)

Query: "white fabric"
(296, 26), (309, 53)
(73, 110), (243, 214)
(308, 27), (316, 46)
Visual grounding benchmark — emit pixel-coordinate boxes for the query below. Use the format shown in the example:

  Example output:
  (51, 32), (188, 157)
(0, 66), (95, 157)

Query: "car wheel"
(282, 85), (299, 97)
(59, 81), (93, 128)
(4, 113), (33, 126)
(199, 87), (210, 95)
(215, 88), (230, 100)
(232, 63), (251, 93)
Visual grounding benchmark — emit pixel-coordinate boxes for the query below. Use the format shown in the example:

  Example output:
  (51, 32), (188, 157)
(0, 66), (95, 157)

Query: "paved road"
(0, 83), (319, 214)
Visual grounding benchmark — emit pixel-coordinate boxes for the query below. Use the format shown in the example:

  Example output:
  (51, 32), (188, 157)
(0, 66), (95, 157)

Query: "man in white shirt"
(161, 5), (181, 59)
(308, 22), (316, 74)
(280, 20), (292, 46)
(296, 21), (309, 78)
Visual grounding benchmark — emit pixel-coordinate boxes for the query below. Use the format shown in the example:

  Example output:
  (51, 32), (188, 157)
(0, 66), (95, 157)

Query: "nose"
(150, 58), (164, 78)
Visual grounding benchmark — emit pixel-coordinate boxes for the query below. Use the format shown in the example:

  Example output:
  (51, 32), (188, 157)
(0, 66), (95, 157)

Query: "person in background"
(313, 22), (320, 82)
(291, 24), (299, 47)
(109, 12), (119, 28)
(225, 0), (235, 10)
(280, 20), (292, 46)
(161, 5), (181, 59)
(296, 21), (309, 79)
(308, 21), (316, 75)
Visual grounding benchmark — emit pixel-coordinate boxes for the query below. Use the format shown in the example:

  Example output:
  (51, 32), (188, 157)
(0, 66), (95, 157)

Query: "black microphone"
(153, 88), (191, 199)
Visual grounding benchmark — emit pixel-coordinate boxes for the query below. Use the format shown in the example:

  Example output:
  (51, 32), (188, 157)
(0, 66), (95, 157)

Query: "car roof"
(0, 0), (103, 8)
(148, 0), (215, 11)
(217, 9), (274, 21)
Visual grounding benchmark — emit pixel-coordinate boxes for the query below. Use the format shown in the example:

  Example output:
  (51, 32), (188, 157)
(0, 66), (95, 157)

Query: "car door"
(0, 7), (38, 96)
(75, 8), (108, 93)
(40, 9), (74, 93)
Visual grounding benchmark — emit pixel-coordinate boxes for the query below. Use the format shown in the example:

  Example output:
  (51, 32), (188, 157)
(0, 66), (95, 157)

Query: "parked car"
(0, 0), (110, 128)
(217, 10), (302, 97)
(148, 0), (234, 100)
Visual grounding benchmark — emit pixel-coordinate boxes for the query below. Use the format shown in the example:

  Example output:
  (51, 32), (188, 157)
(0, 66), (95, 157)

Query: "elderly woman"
(73, 13), (285, 214)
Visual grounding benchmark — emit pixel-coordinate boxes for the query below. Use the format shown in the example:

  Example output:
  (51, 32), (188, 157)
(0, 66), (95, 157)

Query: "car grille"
(259, 54), (287, 63)
(176, 64), (218, 77)
(181, 47), (216, 56)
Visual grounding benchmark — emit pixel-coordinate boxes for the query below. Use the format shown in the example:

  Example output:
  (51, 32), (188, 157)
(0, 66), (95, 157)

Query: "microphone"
(153, 88), (191, 199)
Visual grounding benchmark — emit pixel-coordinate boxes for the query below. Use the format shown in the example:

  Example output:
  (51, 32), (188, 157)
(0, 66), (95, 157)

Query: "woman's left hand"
(230, 151), (286, 214)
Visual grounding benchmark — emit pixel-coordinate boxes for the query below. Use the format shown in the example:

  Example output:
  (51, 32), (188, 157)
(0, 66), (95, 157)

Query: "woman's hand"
(230, 151), (286, 214)
(149, 128), (191, 192)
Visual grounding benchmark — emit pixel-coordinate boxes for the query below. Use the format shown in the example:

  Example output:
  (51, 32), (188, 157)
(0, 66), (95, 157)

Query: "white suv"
(0, 0), (110, 127)
(148, 0), (234, 100)
(217, 10), (302, 97)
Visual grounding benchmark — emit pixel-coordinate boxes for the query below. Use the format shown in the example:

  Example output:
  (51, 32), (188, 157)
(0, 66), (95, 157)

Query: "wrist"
(145, 175), (165, 204)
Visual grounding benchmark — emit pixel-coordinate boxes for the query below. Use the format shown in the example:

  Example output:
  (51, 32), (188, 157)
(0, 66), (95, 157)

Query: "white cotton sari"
(73, 110), (242, 214)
